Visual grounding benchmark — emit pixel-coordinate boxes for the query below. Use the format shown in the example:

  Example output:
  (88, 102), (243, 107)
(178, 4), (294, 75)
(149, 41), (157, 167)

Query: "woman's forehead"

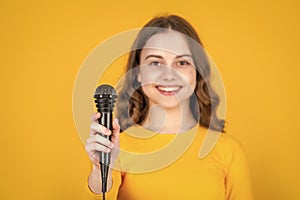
(143, 31), (191, 55)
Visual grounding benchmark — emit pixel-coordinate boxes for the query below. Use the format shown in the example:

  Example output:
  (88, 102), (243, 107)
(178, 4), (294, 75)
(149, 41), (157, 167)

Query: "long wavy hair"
(116, 15), (225, 133)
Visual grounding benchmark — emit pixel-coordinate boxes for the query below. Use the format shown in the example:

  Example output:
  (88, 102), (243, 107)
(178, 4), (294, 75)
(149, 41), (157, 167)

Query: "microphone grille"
(94, 84), (117, 97)
(94, 84), (117, 112)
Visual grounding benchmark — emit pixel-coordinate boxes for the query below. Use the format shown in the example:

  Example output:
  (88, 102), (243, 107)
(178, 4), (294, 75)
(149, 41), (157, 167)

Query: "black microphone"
(94, 84), (117, 197)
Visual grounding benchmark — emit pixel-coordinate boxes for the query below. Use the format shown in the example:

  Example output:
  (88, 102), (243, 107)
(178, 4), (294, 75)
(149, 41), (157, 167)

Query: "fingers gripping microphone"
(94, 84), (117, 197)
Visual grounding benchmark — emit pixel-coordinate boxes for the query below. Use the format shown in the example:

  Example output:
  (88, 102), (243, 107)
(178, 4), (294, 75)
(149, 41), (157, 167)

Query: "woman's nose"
(161, 65), (177, 81)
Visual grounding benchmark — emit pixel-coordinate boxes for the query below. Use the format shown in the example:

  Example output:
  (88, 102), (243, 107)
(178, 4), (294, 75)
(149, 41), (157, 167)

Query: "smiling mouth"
(156, 85), (182, 95)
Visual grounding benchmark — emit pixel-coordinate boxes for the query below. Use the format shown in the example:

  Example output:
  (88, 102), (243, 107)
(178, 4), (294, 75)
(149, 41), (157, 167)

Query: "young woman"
(84, 15), (253, 199)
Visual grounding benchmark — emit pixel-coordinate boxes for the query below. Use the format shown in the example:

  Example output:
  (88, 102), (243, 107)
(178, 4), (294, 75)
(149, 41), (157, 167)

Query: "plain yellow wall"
(1, 0), (299, 199)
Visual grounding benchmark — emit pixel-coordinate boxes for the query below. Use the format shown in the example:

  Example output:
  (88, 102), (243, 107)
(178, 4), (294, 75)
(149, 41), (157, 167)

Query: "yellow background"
(1, 0), (299, 199)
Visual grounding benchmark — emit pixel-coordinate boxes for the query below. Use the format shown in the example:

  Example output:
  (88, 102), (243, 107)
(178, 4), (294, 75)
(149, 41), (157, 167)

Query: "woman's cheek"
(139, 68), (161, 85)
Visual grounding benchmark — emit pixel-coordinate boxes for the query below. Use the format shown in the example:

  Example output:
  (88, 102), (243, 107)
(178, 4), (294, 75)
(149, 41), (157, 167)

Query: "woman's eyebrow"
(144, 55), (164, 60)
(175, 54), (193, 59)
(144, 54), (193, 60)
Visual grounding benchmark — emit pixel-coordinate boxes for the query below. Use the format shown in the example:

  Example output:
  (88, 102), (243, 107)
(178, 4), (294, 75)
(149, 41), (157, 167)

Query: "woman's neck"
(142, 104), (197, 134)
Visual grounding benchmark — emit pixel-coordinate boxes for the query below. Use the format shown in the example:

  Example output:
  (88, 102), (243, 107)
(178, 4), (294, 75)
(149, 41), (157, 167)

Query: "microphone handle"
(98, 111), (112, 193)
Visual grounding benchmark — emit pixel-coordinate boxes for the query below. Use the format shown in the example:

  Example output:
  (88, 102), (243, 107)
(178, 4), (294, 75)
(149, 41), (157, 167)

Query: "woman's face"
(138, 30), (196, 110)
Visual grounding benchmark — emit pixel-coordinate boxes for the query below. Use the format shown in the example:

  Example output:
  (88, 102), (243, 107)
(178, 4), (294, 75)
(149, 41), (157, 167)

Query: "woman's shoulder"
(200, 125), (243, 146)
(218, 131), (244, 149)
(198, 126), (246, 159)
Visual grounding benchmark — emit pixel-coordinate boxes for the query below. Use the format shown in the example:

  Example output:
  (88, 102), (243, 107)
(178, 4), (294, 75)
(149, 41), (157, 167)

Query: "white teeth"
(157, 86), (180, 92)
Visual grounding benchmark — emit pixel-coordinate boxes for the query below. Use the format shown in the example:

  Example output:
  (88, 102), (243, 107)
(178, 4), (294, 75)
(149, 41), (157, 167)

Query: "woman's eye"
(178, 60), (190, 66)
(149, 61), (161, 66)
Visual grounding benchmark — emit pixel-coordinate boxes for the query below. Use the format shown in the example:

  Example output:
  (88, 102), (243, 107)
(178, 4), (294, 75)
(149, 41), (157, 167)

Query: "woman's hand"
(85, 112), (120, 168)
(85, 112), (120, 193)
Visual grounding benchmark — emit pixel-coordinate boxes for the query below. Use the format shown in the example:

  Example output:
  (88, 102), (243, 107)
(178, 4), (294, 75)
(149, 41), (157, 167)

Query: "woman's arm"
(225, 136), (253, 200)
(88, 164), (113, 194)
(84, 167), (122, 200)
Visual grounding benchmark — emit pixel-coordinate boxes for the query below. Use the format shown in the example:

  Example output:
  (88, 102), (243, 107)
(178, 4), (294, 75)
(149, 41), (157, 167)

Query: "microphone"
(94, 84), (117, 197)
